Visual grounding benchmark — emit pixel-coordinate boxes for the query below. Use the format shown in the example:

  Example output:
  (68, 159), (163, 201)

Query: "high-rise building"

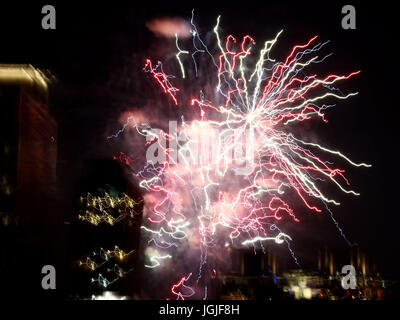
(0, 64), (58, 296)
(0, 64), (57, 225)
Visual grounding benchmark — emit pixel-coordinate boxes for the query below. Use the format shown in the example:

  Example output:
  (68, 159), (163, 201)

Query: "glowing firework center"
(109, 13), (370, 299)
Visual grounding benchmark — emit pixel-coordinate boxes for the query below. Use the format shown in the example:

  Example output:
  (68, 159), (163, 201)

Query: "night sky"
(1, 1), (398, 285)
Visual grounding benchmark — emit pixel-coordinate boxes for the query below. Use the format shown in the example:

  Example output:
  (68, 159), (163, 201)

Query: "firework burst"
(109, 12), (370, 299)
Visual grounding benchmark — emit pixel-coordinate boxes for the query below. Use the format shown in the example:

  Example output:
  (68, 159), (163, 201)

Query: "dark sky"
(1, 1), (398, 278)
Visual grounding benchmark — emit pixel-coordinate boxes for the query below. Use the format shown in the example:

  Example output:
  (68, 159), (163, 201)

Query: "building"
(0, 64), (57, 225)
(0, 64), (58, 296)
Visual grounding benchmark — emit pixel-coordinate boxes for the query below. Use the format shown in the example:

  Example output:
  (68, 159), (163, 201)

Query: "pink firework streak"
(109, 14), (370, 299)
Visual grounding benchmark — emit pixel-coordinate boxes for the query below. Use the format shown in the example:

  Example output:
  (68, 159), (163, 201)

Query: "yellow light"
(0, 64), (49, 91)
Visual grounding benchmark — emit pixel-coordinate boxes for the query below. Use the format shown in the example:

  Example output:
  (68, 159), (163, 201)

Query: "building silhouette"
(0, 64), (58, 297)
